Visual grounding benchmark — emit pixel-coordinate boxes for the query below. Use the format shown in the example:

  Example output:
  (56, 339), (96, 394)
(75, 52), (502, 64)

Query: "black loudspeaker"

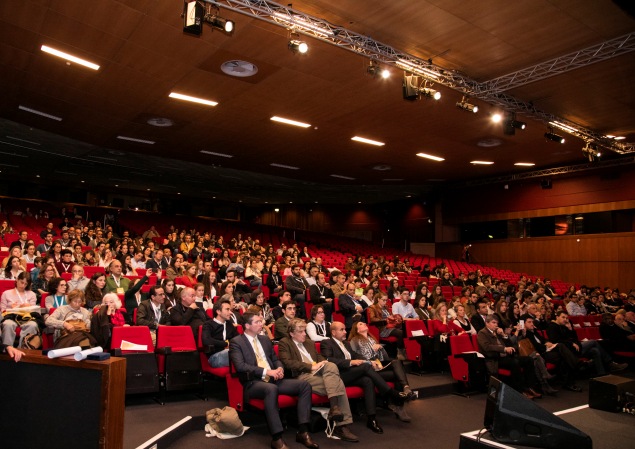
(589, 374), (635, 412)
(484, 378), (592, 449)
(540, 179), (552, 189)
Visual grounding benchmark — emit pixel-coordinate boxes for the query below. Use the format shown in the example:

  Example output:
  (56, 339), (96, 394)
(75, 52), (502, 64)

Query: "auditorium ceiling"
(0, 0), (634, 204)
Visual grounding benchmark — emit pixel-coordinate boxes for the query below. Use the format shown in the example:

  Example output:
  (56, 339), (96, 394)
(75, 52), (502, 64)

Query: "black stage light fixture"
(209, 15), (234, 33)
(183, 0), (204, 36)
(503, 113), (526, 135)
(544, 131), (565, 144)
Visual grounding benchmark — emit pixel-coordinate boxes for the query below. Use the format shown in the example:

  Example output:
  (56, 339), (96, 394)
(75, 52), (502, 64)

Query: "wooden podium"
(0, 349), (126, 449)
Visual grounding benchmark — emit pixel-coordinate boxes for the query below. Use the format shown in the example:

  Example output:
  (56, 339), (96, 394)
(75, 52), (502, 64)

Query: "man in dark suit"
(308, 273), (334, 322)
(229, 313), (317, 449)
(278, 318), (359, 443)
(168, 287), (207, 338)
(470, 300), (489, 333)
(274, 300), (296, 340)
(548, 310), (626, 376)
(136, 285), (169, 343)
(338, 283), (366, 331)
(202, 299), (238, 367)
(320, 322), (408, 432)
(285, 265), (309, 319)
(477, 315), (540, 399)
(145, 248), (168, 271)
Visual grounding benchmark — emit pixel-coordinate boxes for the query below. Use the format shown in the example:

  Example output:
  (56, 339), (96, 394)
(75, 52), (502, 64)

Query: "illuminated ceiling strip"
(270, 163), (300, 170)
(470, 161), (494, 165)
(200, 150), (233, 158)
(270, 116), (311, 128)
(331, 174), (355, 180)
(514, 162), (535, 166)
(117, 136), (155, 144)
(41, 45), (100, 70)
(18, 105), (62, 121)
(169, 92), (218, 106)
(416, 152), (445, 162)
(351, 136), (385, 146)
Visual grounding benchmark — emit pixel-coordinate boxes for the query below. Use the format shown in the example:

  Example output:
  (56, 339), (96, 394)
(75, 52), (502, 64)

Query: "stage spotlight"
(288, 39), (308, 54)
(502, 113), (526, 135)
(491, 113), (503, 123)
(288, 31), (308, 54)
(456, 96), (478, 113)
(511, 120), (526, 130)
(367, 61), (389, 78)
(209, 15), (234, 33)
(582, 142), (601, 162)
(421, 87), (441, 100)
(544, 128), (565, 144)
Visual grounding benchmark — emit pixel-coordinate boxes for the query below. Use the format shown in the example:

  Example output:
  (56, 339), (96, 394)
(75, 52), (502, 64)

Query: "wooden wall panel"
(446, 233), (635, 291)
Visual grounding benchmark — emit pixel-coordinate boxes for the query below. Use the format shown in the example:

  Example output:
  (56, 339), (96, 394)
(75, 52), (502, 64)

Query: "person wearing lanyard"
(202, 299), (238, 367)
(305, 305), (331, 342)
(45, 277), (68, 314)
(308, 273), (334, 322)
(137, 286), (169, 343)
(104, 260), (130, 294)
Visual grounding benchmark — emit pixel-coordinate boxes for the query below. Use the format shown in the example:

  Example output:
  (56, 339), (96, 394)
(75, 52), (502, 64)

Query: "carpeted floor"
(124, 371), (635, 449)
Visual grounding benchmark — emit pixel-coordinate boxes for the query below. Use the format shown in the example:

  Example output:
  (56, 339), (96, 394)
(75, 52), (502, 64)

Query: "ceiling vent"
(221, 60), (259, 77)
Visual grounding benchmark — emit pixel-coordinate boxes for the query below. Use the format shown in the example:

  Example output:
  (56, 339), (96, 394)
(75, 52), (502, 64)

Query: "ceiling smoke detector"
(147, 117), (174, 127)
(477, 138), (502, 148)
(221, 60), (259, 77)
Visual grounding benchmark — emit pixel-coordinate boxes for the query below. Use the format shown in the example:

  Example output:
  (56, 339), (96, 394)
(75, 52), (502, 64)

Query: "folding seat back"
(111, 326), (159, 395)
(156, 326), (201, 392)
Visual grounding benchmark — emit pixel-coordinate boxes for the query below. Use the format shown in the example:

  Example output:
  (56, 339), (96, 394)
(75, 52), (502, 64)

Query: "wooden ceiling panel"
(49, 0), (145, 40)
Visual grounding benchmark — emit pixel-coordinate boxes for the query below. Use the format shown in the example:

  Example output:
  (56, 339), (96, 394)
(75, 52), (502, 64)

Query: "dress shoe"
(528, 388), (542, 399)
(327, 405), (344, 422)
(609, 362), (628, 372)
(366, 419), (383, 434)
(333, 425), (359, 442)
(296, 432), (319, 449)
(564, 383), (583, 393)
(541, 384), (559, 395)
(389, 389), (405, 406)
(522, 391), (535, 400)
(271, 438), (290, 449)
(388, 404), (411, 422)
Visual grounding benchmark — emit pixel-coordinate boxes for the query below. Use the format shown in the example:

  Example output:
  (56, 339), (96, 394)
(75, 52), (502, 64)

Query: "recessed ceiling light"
(169, 92), (218, 106)
(605, 135), (615, 138)
(115, 184), (119, 187)
(81, 180), (85, 183)
(471, 161), (494, 165)
(331, 174), (355, 180)
(514, 162), (535, 166)
(358, 201), (362, 204)
(270, 163), (300, 170)
(613, 136), (626, 140)
(200, 150), (233, 158)
(36, 174), (40, 178)
(147, 188), (150, 191)
(177, 192), (181, 195)
(117, 136), (155, 144)
(416, 152), (445, 162)
(351, 136), (385, 146)
(18, 105), (62, 121)
(575, 216), (584, 220)
(40, 45), (100, 70)
(405, 195), (412, 198)
(270, 116), (311, 128)
(382, 178), (404, 181)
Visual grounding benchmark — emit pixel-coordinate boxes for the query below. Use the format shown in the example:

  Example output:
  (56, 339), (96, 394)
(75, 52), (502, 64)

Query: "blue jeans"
(208, 348), (229, 368)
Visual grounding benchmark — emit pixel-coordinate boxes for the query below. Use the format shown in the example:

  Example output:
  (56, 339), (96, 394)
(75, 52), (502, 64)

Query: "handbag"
(518, 338), (536, 357)
(205, 407), (244, 436)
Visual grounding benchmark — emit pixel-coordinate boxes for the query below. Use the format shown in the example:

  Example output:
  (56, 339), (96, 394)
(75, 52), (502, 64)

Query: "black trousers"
(543, 344), (578, 384)
(340, 363), (393, 415)
(245, 378), (312, 435)
(498, 355), (537, 392)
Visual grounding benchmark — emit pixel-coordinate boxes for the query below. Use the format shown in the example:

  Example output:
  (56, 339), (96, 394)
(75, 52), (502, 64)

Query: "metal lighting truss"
(206, 0), (634, 154)
(464, 155), (635, 188)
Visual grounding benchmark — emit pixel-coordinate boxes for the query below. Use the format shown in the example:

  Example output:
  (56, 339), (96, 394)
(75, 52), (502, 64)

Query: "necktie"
(252, 337), (270, 382)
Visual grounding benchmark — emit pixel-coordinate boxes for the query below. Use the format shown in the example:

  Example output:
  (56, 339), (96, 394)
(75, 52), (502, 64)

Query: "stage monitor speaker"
(484, 377), (592, 449)
(589, 374), (635, 412)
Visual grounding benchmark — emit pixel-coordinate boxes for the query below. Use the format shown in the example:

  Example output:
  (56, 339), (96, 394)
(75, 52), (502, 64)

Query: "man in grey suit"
(278, 318), (359, 442)
(229, 313), (317, 449)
